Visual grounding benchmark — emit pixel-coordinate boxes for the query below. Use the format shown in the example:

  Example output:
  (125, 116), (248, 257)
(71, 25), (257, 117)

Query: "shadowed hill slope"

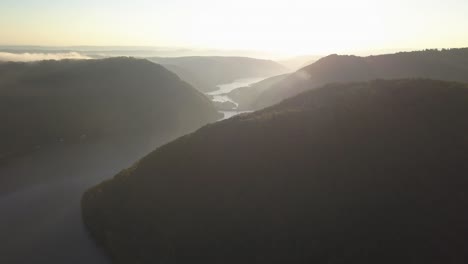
(0, 57), (220, 160)
(254, 48), (468, 109)
(83, 79), (468, 264)
(149, 56), (289, 92)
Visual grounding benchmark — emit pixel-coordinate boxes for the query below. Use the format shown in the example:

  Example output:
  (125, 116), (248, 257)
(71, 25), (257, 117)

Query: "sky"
(1, 0), (468, 57)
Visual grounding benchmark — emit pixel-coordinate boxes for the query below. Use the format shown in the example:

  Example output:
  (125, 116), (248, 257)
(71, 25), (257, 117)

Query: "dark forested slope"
(254, 48), (468, 109)
(149, 56), (289, 92)
(83, 79), (468, 264)
(0, 57), (220, 160)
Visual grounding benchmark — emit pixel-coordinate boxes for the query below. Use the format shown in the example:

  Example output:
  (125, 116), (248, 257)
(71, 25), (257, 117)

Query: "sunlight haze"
(1, 0), (467, 56)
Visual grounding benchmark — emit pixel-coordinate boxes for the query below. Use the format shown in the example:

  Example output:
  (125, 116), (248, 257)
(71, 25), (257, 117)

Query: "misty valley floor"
(0, 140), (157, 263)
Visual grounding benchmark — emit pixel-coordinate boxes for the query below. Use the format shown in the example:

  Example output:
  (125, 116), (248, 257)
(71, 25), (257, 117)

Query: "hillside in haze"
(149, 56), (289, 92)
(225, 74), (288, 110)
(82, 79), (468, 264)
(244, 48), (468, 109)
(0, 57), (220, 161)
(277, 55), (321, 71)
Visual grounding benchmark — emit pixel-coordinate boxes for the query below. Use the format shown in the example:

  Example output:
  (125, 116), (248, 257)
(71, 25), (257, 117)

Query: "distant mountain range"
(0, 57), (219, 160)
(149, 56), (289, 92)
(0, 46), (295, 61)
(82, 79), (468, 264)
(232, 48), (468, 110)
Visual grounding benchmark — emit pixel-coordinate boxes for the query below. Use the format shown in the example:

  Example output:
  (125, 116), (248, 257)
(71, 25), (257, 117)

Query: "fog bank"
(0, 52), (91, 62)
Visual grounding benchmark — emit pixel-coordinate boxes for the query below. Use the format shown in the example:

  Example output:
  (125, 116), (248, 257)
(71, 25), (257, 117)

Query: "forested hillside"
(83, 79), (468, 264)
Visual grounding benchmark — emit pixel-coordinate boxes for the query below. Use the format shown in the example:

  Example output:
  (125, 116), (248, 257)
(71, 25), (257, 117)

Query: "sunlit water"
(207, 77), (267, 120)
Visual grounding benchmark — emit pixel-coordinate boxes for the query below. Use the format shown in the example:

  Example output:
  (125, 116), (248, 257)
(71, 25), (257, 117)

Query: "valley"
(1, 48), (467, 264)
(2, 1), (468, 263)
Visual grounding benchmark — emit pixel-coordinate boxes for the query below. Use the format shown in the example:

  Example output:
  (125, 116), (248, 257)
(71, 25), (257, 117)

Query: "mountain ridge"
(253, 48), (468, 109)
(82, 79), (468, 264)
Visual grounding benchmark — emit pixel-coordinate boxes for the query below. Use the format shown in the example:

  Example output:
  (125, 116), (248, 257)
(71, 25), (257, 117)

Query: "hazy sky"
(1, 0), (467, 56)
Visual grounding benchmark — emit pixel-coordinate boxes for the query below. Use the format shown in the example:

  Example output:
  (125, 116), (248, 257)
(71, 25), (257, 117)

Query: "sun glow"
(1, 0), (467, 56)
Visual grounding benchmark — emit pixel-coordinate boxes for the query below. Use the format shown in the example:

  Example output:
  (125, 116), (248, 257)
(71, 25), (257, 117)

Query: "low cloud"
(0, 52), (91, 62)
